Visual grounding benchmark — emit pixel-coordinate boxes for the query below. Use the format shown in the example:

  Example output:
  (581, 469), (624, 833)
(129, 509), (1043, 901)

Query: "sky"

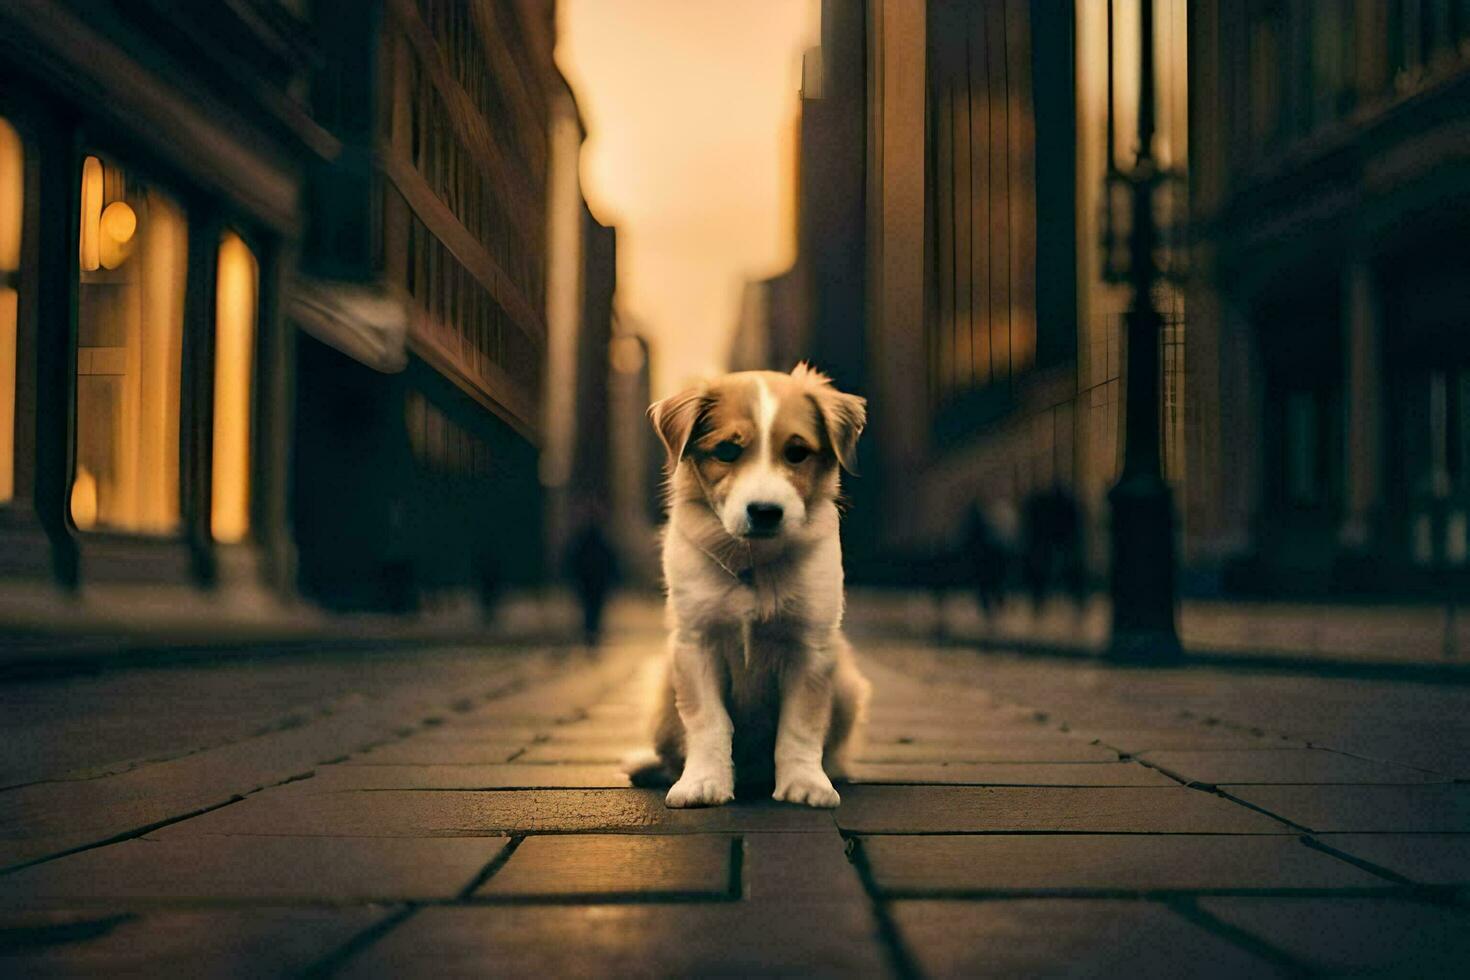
(556, 0), (819, 397)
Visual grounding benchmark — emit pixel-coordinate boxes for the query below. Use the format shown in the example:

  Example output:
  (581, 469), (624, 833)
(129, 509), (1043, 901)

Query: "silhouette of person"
(565, 522), (619, 645)
(964, 502), (1009, 617)
(1021, 485), (1085, 612)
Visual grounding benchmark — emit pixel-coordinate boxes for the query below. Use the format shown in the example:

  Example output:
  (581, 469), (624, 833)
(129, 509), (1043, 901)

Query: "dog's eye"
(784, 444), (812, 464)
(711, 441), (743, 463)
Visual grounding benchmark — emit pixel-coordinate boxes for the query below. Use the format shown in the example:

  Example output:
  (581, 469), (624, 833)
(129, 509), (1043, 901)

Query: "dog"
(625, 363), (871, 808)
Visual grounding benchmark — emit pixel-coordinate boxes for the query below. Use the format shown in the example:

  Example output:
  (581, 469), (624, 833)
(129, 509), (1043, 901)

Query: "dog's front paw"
(773, 769), (840, 808)
(665, 771), (734, 808)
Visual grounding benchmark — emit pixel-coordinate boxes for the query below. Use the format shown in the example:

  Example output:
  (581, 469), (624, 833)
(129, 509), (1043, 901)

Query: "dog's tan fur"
(629, 364), (871, 808)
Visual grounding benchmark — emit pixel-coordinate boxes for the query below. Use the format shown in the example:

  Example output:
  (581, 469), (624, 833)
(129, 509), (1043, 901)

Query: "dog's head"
(649, 363), (866, 541)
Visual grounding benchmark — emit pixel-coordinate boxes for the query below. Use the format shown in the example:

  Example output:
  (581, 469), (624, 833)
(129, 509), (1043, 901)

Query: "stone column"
(866, 0), (928, 549)
(1340, 255), (1384, 551)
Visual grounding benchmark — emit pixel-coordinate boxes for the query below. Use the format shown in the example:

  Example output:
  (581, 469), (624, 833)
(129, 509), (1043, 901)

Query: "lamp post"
(1101, 0), (1183, 660)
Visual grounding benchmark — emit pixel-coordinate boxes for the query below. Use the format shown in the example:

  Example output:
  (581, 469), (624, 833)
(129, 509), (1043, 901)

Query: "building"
(1188, 0), (1470, 595)
(0, 0), (562, 625)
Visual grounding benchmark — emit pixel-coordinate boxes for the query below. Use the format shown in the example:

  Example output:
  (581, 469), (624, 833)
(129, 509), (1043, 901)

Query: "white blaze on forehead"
(753, 376), (778, 454)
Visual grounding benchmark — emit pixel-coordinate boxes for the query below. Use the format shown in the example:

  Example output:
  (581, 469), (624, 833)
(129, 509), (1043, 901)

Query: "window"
(0, 117), (21, 504)
(212, 232), (258, 543)
(72, 154), (187, 534)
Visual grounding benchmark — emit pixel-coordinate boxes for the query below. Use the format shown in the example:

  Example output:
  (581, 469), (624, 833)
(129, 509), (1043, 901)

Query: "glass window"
(211, 232), (258, 543)
(0, 117), (22, 504)
(72, 154), (187, 534)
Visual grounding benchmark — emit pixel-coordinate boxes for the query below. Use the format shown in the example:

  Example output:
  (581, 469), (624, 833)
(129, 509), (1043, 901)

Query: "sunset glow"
(556, 0), (818, 396)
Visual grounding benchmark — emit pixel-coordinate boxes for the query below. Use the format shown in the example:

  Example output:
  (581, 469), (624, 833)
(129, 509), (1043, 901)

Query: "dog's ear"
(648, 386), (707, 468)
(800, 369), (866, 473)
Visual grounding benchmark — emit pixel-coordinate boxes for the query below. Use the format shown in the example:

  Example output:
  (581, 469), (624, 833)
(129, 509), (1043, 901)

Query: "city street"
(2, 614), (1468, 977)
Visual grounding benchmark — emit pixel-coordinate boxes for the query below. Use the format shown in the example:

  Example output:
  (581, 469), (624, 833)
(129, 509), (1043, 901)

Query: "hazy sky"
(556, 0), (819, 397)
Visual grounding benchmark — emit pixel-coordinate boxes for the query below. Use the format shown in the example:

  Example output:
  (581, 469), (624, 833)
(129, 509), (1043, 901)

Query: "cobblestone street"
(2, 625), (1470, 977)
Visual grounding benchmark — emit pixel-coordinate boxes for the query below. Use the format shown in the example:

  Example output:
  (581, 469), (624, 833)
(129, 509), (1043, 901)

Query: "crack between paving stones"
(842, 834), (920, 980)
(1168, 896), (1311, 975)
(1299, 835), (1420, 886)
(0, 767), (318, 876)
(301, 903), (419, 979)
(1213, 789), (1315, 833)
(455, 835), (524, 898)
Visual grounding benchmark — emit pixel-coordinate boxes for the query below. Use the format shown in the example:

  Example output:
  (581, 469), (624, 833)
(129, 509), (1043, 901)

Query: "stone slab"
(1084, 729), (1305, 754)
(1315, 833), (1470, 884)
(515, 741), (646, 763)
(847, 762), (1177, 786)
(860, 834), (1387, 893)
(342, 903), (886, 977)
(741, 832), (869, 903)
(0, 835), (504, 906)
(890, 899), (1282, 978)
(1197, 897), (1470, 976)
(856, 741), (1119, 763)
(479, 834), (733, 898)
(1141, 749), (1440, 786)
(306, 764), (631, 790)
(0, 908), (385, 977)
(160, 788), (835, 838)
(834, 786), (1291, 834)
(343, 741), (526, 765)
(1226, 784), (1470, 832)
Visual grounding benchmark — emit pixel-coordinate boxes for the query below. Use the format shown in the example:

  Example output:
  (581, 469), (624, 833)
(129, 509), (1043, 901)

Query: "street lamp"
(1101, 0), (1183, 660)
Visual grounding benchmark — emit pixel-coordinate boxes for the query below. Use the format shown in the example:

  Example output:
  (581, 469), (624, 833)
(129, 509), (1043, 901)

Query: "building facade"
(738, 0), (1190, 584)
(0, 0), (563, 625)
(1188, 0), (1470, 595)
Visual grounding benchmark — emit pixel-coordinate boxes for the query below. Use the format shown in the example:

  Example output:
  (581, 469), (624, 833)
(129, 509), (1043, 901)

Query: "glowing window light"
(211, 232), (258, 543)
(79, 156), (102, 272)
(0, 116), (20, 504)
(73, 155), (187, 535)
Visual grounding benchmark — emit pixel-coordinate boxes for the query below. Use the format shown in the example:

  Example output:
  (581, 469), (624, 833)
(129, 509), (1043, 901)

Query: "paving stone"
(834, 786), (1291, 833)
(741, 832), (869, 903)
(160, 788), (835, 838)
(1315, 834), (1470, 884)
(479, 834), (733, 898)
(0, 835), (505, 905)
(341, 903), (886, 977)
(859, 834), (1387, 893)
(515, 741), (646, 763)
(344, 741), (526, 765)
(856, 740), (1119, 763)
(1083, 729), (1304, 753)
(847, 762), (1177, 786)
(0, 908), (385, 977)
(1197, 897), (1470, 976)
(1226, 784), (1470, 832)
(1141, 748), (1441, 786)
(306, 764), (630, 790)
(890, 899), (1283, 978)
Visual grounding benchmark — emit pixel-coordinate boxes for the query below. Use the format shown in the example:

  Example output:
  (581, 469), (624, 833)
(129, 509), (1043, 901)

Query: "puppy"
(627, 363), (871, 808)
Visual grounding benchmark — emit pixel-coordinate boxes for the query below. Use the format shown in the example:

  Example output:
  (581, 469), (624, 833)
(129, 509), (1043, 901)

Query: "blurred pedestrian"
(963, 502), (1009, 617)
(565, 521), (619, 645)
(1022, 485), (1086, 612)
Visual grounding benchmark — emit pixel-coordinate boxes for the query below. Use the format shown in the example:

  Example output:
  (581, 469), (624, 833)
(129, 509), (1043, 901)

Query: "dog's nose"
(746, 502), (784, 533)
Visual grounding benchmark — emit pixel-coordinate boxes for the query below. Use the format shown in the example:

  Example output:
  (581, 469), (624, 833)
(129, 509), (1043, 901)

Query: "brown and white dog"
(626, 364), (871, 808)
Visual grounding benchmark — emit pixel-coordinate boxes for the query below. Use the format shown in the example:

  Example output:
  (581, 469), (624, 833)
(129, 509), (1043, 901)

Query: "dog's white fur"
(628, 365), (871, 808)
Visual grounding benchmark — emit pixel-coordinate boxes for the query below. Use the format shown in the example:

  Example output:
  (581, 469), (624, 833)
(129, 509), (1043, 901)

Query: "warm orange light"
(79, 156), (103, 272)
(557, 0), (819, 395)
(0, 116), (21, 504)
(70, 465), (97, 529)
(100, 200), (136, 270)
(73, 177), (187, 534)
(211, 231), (258, 543)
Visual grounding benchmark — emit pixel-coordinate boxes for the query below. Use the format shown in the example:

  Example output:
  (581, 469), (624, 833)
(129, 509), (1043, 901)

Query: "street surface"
(2, 617), (1469, 976)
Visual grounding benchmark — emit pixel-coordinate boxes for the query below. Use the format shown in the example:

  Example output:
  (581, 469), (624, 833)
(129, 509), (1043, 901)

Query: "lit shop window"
(0, 117), (22, 504)
(72, 154), (187, 533)
(211, 232), (258, 543)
